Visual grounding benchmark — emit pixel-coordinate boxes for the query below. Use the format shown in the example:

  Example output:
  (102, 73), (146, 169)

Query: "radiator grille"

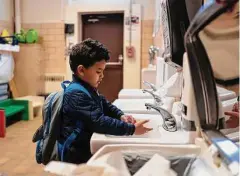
(40, 73), (65, 94)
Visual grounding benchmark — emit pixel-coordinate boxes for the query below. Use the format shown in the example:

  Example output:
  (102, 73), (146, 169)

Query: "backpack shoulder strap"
(61, 80), (91, 98)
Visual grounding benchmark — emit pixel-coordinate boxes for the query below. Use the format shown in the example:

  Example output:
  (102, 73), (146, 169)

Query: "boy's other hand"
(225, 111), (239, 128)
(121, 115), (136, 124)
(232, 102), (239, 112)
(225, 111), (239, 118)
(134, 119), (153, 135)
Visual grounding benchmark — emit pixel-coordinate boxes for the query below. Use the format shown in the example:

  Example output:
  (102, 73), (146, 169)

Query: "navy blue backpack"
(32, 81), (91, 165)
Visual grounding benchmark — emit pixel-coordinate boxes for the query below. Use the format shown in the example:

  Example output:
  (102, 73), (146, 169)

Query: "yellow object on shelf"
(1, 29), (9, 37)
(1, 29), (11, 42)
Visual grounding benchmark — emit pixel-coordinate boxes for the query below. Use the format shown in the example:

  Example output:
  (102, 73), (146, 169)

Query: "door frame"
(65, 4), (142, 89)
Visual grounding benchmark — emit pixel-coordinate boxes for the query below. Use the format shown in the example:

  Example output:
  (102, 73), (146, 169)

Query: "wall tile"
(141, 20), (154, 69)
(43, 35), (56, 41)
(47, 28), (64, 35)
(41, 23), (57, 29)
(44, 41), (65, 48)
(20, 22), (66, 74)
(55, 35), (65, 41)
(46, 47), (56, 54)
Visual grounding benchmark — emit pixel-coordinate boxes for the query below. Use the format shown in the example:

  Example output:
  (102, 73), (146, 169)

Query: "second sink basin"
(118, 89), (153, 99)
(113, 97), (175, 114)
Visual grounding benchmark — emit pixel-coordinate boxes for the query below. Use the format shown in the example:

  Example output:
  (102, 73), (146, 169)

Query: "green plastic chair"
(0, 99), (29, 121)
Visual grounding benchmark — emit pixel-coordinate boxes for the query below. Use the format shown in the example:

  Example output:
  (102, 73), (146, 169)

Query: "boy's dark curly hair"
(69, 38), (110, 73)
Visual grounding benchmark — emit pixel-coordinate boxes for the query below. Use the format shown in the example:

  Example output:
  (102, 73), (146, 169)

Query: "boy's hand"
(232, 102), (239, 112)
(134, 119), (153, 135)
(225, 111), (239, 128)
(121, 115), (136, 124)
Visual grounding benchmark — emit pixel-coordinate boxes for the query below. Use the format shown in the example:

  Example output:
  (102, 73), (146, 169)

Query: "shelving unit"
(0, 44), (20, 52)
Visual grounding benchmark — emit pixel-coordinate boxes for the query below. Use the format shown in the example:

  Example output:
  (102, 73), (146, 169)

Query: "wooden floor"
(0, 117), (54, 176)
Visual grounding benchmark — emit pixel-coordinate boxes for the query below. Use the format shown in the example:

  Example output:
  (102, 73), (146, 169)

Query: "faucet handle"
(143, 81), (157, 92)
(145, 103), (177, 132)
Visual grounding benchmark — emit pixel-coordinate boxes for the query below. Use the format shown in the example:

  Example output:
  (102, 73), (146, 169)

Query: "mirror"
(198, 1), (239, 131)
(185, 0), (239, 133)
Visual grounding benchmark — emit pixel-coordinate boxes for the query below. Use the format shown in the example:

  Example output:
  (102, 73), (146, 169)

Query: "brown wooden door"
(82, 13), (124, 102)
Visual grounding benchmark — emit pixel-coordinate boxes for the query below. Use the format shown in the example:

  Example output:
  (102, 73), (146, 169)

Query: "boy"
(60, 38), (152, 164)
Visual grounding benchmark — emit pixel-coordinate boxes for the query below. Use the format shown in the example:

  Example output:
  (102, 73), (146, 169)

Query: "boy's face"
(77, 60), (106, 88)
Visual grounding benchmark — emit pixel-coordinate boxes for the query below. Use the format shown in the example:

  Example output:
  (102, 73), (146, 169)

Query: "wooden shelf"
(0, 44), (20, 52)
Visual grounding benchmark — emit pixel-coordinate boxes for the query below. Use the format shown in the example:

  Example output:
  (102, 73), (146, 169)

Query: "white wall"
(67, 0), (155, 20)
(65, 3), (142, 88)
(18, 0), (155, 88)
(21, 0), (64, 23)
(136, 0), (155, 20)
(20, 0), (155, 22)
(0, 0), (14, 21)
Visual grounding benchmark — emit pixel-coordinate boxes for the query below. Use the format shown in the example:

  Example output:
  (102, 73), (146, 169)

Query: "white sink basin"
(217, 86), (236, 101)
(88, 144), (201, 168)
(91, 113), (191, 154)
(88, 144), (200, 167)
(118, 89), (153, 99)
(141, 67), (156, 89)
(113, 97), (175, 114)
(118, 85), (236, 101)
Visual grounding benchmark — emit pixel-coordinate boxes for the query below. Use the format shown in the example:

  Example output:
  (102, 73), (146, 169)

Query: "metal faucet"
(143, 81), (157, 92)
(145, 103), (177, 132)
(142, 89), (162, 106)
(148, 45), (161, 65)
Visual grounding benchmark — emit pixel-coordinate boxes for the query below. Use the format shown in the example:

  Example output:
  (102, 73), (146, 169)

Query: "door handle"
(118, 54), (123, 63)
(106, 62), (122, 66)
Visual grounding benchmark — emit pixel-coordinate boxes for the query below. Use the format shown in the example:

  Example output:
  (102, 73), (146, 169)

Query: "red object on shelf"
(126, 46), (135, 58)
(0, 110), (6, 138)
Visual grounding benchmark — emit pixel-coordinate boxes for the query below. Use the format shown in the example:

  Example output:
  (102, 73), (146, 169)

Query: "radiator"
(40, 73), (66, 94)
